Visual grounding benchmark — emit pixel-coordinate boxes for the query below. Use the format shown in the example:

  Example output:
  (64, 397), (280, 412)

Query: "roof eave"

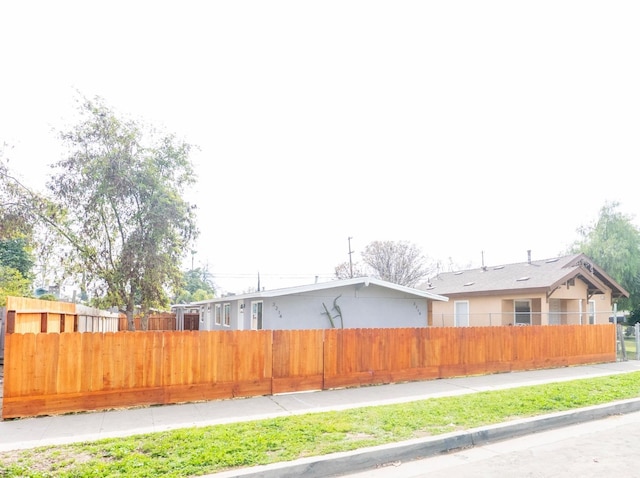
(187, 276), (449, 305)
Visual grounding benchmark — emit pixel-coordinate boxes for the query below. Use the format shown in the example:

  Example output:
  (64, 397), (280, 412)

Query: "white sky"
(1, 1), (639, 294)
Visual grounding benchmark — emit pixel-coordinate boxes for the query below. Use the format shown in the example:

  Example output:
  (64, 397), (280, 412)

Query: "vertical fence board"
(4, 334), (28, 398)
(41, 333), (60, 397)
(79, 333), (95, 392)
(272, 329), (324, 393)
(58, 333), (82, 394)
(101, 333), (117, 390)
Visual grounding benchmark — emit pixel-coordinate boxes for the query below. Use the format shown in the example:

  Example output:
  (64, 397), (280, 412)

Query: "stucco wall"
(430, 276), (617, 327)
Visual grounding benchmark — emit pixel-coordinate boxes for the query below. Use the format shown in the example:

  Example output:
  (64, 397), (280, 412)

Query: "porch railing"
(432, 311), (624, 327)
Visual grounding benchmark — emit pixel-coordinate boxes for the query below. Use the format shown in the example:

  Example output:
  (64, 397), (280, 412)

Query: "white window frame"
(454, 300), (470, 327)
(214, 304), (222, 325)
(223, 303), (231, 327)
(514, 300), (532, 325)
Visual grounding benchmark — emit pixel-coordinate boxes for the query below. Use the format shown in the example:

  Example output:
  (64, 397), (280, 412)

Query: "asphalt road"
(340, 410), (640, 478)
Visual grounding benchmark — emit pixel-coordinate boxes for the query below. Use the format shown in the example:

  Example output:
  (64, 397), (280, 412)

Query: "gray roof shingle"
(420, 253), (629, 298)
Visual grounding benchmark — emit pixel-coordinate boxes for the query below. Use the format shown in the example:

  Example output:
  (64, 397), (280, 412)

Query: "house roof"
(181, 276), (449, 307)
(420, 253), (629, 300)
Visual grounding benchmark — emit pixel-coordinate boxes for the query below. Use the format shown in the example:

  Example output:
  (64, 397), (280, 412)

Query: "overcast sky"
(1, 1), (639, 294)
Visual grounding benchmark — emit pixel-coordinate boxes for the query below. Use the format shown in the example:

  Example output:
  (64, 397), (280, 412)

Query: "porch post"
(578, 299), (583, 325)
(541, 299), (549, 326)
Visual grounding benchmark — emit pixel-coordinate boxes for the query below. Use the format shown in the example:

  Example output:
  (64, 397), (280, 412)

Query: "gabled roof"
(420, 253), (629, 300)
(183, 276), (448, 306)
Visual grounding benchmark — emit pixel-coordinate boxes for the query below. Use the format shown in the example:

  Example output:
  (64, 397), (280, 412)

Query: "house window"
(251, 301), (263, 330)
(514, 300), (531, 325)
(215, 304), (221, 325)
(454, 301), (469, 327)
(588, 300), (596, 325)
(223, 303), (231, 327)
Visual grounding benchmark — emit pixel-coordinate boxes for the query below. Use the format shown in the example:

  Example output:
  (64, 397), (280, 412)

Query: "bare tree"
(361, 240), (432, 287)
(334, 261), (367, 279)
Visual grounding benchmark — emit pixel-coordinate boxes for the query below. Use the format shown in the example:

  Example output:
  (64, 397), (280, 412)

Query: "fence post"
(6, 310), (15, 334)
(635, 323), (640, 361)
(617, 323), (627, 361)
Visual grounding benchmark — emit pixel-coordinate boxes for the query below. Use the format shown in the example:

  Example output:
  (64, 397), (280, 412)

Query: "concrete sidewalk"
(2, 360), (640, 456)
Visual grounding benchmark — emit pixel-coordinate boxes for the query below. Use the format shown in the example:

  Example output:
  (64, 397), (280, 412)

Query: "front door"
(251, 301), (263, 330)
(454, 301), (469, 327)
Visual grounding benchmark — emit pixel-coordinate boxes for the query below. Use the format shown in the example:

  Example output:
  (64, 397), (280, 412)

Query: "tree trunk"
(141, 311), (149, 331)
(126, 310), (135, 331)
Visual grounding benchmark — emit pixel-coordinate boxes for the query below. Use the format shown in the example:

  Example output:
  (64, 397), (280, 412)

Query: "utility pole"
(348, 237), (354, 278)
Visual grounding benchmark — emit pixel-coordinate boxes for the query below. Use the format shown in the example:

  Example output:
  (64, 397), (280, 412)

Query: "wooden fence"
(2, 324), (615, 419)
(5, 297), (121, 334)
(117, 313), (200, 331)
(3, 297), (197, 334)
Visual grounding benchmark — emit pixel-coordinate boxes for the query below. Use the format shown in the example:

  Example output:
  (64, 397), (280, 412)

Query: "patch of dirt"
(0, 447), (94, 474)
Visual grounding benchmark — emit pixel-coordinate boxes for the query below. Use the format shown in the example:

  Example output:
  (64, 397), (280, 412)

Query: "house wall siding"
(432, 276), (617, 327)
(262, 285), (428, 329)
(197, 284), (431, 330)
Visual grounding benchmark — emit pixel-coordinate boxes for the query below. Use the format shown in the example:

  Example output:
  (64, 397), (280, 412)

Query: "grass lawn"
(624, 337), (637, 356)
(2, 371), (640, 477)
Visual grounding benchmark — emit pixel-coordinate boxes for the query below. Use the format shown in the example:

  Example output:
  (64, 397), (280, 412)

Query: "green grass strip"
(2, 371), (640, 477)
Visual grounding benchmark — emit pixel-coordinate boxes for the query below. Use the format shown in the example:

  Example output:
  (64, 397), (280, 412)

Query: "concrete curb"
(210, 398), (640, 478)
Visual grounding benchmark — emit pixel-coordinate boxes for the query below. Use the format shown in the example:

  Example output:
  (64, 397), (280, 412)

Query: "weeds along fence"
(3, 324), (616, 419)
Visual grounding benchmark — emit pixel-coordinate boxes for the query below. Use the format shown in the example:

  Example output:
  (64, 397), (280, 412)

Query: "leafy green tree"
(173, 267), (215, 303)
(0, 265), (32, 306)
(45, 96), (198, 330)
(191, 288), (213, 302)
(570, 201), (640, 313)
(0, 145), (35, 239)
(361, 240), (433, 287)
(0, 237), (34, 278)
(183, 267), (215, 295)
(0, 146), (37, 303)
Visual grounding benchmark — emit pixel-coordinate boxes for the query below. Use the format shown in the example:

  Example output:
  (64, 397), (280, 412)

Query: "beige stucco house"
(422, 253), (629, 327)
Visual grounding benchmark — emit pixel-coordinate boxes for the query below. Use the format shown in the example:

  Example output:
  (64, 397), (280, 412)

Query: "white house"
(174, 277), (448, 330)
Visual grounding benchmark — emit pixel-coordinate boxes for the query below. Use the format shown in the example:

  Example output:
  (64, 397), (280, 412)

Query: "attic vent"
(463, 282), (475, 286)
(493, 265), (504, 270)
(545, 258), (559, 263)
(516, 276), (530, 281)
(454, 271), (463, 275)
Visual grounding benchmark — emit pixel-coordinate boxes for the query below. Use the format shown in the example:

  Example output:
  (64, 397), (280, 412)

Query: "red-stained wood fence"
(117, 313), (200, 331)
(2, 324), (615, 419)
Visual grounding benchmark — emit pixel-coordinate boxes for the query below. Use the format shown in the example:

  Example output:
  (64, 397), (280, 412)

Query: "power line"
(211, 272), (336, 279)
